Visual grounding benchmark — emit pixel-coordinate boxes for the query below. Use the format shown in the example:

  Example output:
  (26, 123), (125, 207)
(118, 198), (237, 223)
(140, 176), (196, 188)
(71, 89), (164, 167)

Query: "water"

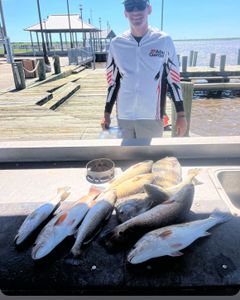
(99, 39), (240, 137)
(174, 38), (240, 66)
(174, 38), (240, 136)
(190, 97), (240, 136)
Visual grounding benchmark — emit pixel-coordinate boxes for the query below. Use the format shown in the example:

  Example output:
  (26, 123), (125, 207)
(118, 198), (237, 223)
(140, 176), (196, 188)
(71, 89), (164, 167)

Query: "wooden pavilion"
(24, 14), (104, 54)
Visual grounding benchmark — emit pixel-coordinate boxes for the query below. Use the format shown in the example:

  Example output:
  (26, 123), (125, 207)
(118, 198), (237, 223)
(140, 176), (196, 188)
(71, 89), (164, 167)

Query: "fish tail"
(210, 209), (232, 224)
(187, 168), (203, 185)
(57, 186), (71, 201)
(64, 252), (82, 266)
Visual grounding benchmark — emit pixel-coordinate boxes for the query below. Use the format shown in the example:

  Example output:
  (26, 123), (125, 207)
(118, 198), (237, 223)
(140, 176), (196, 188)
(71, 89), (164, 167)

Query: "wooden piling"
(238, 49), (240, 65)
(209, 53), (216, 68)
(53, 55), (61, 74)
(189, 50), (194, 66)
(220, 55), (226, 72)
(38, 58), (46, 81)
(193, 51), (198, 66)
(177, 54), (181, 66)
(12, 61), (26, 90)
(182, 56), (188, 72)
(171, 82), (193, 137)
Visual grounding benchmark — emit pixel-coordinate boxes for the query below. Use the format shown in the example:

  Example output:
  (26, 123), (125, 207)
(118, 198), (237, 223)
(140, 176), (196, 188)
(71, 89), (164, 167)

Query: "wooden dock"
(0, 68), (177, 141)
(2, 63), (240, 142)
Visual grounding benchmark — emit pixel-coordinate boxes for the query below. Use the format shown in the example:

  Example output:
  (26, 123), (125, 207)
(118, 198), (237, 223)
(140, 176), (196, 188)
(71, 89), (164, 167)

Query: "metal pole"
(99, 17), (102, 52)
(0, 0), (14, 63)
(30, 31), (35, 56)
(36, 0), (50, 65)
(161, 0), (164, 31)
(36, 32), (40, 51)
(66, 0), (73, 48)
(43, 19), (50, 51)
(80, 4), (85, 47)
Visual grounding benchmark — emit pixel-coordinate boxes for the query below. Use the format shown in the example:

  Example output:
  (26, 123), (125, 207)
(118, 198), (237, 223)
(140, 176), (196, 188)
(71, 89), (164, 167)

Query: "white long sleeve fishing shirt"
(105, 27), (184, 120)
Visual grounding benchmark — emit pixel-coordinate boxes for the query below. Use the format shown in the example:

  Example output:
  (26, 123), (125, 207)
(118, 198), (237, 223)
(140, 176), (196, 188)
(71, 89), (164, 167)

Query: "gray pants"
(118, 119), (164, 139)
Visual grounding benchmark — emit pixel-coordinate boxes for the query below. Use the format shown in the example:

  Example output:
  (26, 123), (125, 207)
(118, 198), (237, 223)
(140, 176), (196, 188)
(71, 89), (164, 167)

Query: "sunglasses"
(124, 2), (148, 12)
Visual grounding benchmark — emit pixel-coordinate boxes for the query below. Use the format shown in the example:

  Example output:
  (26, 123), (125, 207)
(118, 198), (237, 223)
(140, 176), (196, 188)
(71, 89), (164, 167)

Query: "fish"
(113, 173), (154, 198)
(100, 183), (195, 252)
(127, 209), (232, 264)
(115, 190), (169, 223)
(145, 168), (201, 198)
(31, 186), (100, 260)
(152, 157), (182, 188)
(14, 186), (71, 246)
(109, 160), (153, 188)
(67, 189), (117, 264)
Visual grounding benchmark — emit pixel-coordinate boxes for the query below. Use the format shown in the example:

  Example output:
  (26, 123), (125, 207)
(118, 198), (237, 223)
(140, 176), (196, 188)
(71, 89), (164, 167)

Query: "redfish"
(152, 157), (182, 188)
(31, 186), (100, 260)
(109, 160), (153, 188)
(100, 184), (194, 252)
(14, 187), (70, 246)
(128, 210), (231, 264)
(67, 189), (117, 265)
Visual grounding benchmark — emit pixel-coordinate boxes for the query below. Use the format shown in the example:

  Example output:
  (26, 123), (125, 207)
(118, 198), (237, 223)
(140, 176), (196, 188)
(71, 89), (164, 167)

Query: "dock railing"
(68, 47), (95, 67)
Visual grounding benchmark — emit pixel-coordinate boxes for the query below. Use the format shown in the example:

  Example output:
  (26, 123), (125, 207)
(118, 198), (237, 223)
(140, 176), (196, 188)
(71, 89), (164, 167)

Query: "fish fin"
(209, 209), (232, 224)
(192, 178), (203, 186)
(88, 185), (104, 195)
(201, 231), (211, 237)
(13, 234), (19, 245)
(169, 251), (184, 257)
(144, 184), (170, 200)
(57, 186), (71, 201)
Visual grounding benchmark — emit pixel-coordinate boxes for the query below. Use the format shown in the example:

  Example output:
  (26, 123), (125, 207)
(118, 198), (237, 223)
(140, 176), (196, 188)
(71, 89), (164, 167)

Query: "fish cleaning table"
(0, 138), (240, 296)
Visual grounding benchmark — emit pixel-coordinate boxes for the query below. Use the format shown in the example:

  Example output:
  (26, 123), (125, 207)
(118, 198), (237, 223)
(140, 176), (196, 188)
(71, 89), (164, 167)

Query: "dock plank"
(0, 67), (174, 141)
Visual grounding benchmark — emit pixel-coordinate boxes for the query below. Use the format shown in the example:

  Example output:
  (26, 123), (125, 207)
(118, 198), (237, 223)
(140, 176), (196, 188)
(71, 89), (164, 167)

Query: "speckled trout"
(145, 168), (201, 198)
(128, 210), (232, 264)
(152, 157), (182, 188)
(115, 190), (169, 223)
(101, 184), (194, 252)
(109, 160), (153, 188)
(68, 190), (117, 264)
(14, 187), (71, 246)
(31, 186), (100, 260)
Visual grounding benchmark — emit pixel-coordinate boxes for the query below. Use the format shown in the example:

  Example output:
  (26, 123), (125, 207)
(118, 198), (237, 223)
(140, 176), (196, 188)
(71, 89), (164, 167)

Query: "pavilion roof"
(25, 14), (100, 33)
(100, 29), (116, 39)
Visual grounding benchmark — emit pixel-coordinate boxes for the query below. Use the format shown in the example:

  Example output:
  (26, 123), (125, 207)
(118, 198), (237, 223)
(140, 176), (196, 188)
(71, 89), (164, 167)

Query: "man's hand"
(175, 113), (188, 137)
(100, 112), (111, 130)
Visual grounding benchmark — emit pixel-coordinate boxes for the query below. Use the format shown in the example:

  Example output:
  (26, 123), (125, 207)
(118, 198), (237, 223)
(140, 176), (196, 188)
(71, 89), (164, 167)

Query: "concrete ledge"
(0, 136), (239, 163)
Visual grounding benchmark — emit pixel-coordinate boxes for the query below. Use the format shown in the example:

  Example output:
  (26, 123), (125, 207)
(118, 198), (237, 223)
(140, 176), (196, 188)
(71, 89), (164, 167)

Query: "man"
(101, 0), (187, 139)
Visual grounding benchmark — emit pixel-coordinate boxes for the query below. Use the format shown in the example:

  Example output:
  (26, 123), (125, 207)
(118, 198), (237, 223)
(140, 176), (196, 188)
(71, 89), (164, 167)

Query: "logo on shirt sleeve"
(149, 49), (165, 57)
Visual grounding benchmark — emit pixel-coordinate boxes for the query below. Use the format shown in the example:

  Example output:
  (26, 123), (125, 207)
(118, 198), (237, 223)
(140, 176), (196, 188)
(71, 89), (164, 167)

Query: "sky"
(1, 0), (240, 42)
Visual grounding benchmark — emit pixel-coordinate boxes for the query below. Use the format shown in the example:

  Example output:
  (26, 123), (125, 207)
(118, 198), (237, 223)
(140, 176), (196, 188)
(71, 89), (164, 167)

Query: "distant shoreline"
(174, 37), (240, 42)
(2, 37), (240, 44)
